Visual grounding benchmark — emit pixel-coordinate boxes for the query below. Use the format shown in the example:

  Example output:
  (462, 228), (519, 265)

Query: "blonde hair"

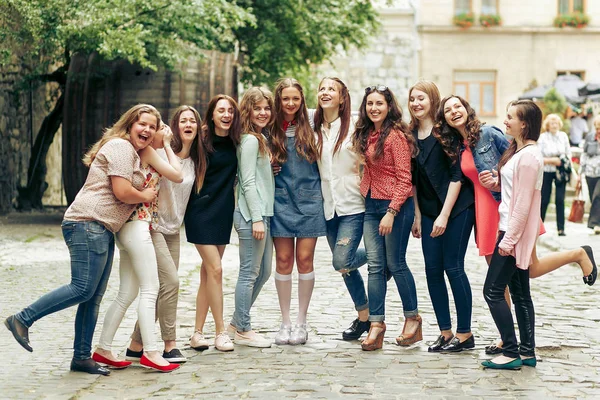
(83, 104), (161, 166)
(542, 113), (563, 132)
(592, 115), (600, 129)
(239, 87), (274, 156)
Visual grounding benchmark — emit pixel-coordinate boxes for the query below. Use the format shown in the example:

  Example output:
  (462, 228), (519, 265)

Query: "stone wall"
(316, 5), (417, 112)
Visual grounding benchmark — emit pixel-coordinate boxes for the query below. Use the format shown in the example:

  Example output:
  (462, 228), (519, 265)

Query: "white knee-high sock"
(297, 271), (315, 325)
(274, 272), (292, 326)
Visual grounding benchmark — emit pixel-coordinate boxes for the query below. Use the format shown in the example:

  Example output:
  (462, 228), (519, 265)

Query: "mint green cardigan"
(236, 133), (275, 222)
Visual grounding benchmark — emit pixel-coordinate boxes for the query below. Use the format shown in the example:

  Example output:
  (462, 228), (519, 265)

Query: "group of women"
(5, 78), (598, 375)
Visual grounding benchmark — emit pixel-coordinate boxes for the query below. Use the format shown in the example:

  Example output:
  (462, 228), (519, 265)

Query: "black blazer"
(412, 132), (474, 219)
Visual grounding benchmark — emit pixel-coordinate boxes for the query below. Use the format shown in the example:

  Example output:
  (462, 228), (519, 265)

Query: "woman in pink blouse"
(352, 85), (420, 351)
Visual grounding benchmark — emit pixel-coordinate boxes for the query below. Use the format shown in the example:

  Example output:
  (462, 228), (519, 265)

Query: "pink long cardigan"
(498, 150), (543, 269)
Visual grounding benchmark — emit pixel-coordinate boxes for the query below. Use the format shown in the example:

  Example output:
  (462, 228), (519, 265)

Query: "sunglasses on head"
(365, 85), (388, 94)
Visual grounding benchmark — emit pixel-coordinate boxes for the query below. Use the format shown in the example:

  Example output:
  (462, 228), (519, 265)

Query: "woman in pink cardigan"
(480, 100), (597, 370)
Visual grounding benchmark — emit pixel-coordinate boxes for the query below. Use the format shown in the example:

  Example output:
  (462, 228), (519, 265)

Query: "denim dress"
(271, 123), (327, 238)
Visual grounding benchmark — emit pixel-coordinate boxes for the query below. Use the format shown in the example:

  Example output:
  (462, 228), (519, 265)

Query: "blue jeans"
(326, 213), (368, 311)
(231, 209), (273, 332)
(16, 221), (115, 360)
(421, 207), (474, 333)
(363, 194), (418, 322)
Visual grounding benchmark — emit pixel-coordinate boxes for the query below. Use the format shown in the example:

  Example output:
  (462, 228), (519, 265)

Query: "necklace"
(323, 116), (339, 130)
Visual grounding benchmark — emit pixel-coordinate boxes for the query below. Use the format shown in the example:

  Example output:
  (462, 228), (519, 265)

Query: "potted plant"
(554, 12), (590, 28)
(453, 13), (475, 29)
(479, 14), (502, 27)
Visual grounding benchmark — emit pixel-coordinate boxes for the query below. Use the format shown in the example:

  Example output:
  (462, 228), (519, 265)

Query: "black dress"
(184, 135), (237, 244)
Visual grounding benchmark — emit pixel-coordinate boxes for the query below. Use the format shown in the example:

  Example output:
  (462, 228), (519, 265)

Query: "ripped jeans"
(325, 212), (368, 311)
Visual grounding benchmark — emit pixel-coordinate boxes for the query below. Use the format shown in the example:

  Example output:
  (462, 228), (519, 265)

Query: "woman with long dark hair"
(352, 85), (420, 351)
(314, 77), (370, 340)
(186, 95), (241, 352)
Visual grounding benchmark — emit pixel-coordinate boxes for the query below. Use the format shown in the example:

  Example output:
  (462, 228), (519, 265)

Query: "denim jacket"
(470, 125), (510, 201)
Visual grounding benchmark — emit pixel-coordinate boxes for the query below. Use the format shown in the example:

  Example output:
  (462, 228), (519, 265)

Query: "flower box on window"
(479, 14), (502, 27)
(453, 13), (475, 29)
(554, 12), (590, 28)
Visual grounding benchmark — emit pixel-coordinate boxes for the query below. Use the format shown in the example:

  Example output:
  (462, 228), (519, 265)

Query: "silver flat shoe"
(274, 324), (292, 345)
(289, 324), (308, 345)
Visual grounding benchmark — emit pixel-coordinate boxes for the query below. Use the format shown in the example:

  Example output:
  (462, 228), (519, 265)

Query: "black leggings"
(541, 171), (566, 231)
(483, 232), (535, 358)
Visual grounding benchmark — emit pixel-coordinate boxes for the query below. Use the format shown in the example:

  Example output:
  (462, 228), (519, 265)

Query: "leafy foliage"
(543, 87), (568, 115)
(554, 11), (590, 28)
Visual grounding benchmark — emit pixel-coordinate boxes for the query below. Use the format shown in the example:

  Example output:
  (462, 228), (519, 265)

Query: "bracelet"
(386, 207), (398, 216)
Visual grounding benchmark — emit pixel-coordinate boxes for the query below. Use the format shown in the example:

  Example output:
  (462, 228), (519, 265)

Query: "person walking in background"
(569, 113), (589, 147)
(186, 95), (241, 352)
(352, 85), (420, 351)
(314, 77), (370, 341)
(539, 114), (571, 236)
(578, 115), (600, 234)
(410, 83), (476, 353)
(4, 104), (160, 375)
(270, 78), (326, 346)
(126, 105), (204, 364)
(228, 87), (275, 348)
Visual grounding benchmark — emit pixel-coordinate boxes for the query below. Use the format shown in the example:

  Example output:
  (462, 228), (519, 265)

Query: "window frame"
(557, 70), (586, 80)
(453, 71), (497, 117)
(558, 0), (586, 14)
(481, 0), (499, 15)
(454, 0), (473, 15)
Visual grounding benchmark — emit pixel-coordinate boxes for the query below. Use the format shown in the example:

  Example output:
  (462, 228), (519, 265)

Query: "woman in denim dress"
(270, 78), (326, 345)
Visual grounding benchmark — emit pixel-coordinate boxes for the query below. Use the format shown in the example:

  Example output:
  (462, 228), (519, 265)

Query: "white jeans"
(98, 220), (160, 352)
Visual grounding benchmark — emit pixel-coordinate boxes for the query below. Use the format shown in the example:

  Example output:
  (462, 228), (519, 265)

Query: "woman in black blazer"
(408, 81), (475, 353)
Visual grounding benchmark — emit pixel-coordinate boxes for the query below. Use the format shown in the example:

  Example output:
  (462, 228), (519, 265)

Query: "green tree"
(0, 0), (379, 209)
(543, 87), (568, 115)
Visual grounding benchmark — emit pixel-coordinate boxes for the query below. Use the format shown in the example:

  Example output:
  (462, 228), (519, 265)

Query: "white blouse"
(317, 117), (365, 220)
(538, 131), (571, 173)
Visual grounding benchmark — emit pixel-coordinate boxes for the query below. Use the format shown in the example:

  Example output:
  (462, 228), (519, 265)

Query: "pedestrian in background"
(228, 87), (275, 348)
(187, 95), (240, 352)
(314, 77), (370, 341)
(569, 113), (589, 147)
(270, 78), (326, 346)
(4, 104), (160, 375)
(126, 105), (204, 364)
(410, 84), (476, 353)
(578, 115), (600, 234)
(539, 114), (571, 236)
(352, 85), (420, 351)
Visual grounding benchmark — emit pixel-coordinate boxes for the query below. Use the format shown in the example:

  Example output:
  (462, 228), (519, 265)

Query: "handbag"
(555, 155), (572, 183)
(568, 184), (585, 223)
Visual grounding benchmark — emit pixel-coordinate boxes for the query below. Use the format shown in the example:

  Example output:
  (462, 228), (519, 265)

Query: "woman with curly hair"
(409, 84), (476, 353)
(228, 87), (275, 348)
(270, 78), (326, 345)
(352, 85), (420, 351)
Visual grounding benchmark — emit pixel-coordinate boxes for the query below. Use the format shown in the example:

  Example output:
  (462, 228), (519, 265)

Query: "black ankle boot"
(342, 319), (371, 340)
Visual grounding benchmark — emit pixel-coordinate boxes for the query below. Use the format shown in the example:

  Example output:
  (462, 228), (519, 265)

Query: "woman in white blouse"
(314, 77), (370, 341)
(538, 114), (571, 236)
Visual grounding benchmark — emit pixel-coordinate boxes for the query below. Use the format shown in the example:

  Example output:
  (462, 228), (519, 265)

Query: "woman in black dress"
(185, 95), (241, 352)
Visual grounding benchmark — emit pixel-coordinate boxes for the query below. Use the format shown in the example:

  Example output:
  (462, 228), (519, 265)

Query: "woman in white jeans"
(94, 123), (183, 372)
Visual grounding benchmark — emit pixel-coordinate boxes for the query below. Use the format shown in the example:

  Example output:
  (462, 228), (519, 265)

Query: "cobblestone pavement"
(1, 210), (599, 399)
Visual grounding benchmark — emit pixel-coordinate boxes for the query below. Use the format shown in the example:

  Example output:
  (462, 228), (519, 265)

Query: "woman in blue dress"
(270, 78), (327, 345)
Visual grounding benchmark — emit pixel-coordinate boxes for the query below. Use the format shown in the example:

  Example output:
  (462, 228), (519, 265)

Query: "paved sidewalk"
(0, 210), (599, 399)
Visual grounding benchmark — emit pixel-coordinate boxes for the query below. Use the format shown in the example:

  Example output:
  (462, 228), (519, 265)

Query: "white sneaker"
(235, 330), (272, 348)
(274, 324), (292, 345)
(594, 226), (600, 235)
(289, 324), (308, 345)
(190, 331), (209, 351)
(215, 332), (234, 352)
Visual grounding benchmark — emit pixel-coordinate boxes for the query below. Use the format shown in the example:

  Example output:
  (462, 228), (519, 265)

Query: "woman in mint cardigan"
(229, 87), (276, 348)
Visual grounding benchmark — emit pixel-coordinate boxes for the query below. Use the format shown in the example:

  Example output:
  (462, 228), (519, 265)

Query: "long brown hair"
(239, 87), (274, 156)
(83, 104), (161, 166)
(202, 95), (241, 154)
(408, 80), (441, 134)
(314, 77), (352, 155)
(270, 78), (320, 164)
(170, 105), (207, 193)
(497, 100), (542, 175)
(352, 86), (414, 160)
(434, 95), (482, 164)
